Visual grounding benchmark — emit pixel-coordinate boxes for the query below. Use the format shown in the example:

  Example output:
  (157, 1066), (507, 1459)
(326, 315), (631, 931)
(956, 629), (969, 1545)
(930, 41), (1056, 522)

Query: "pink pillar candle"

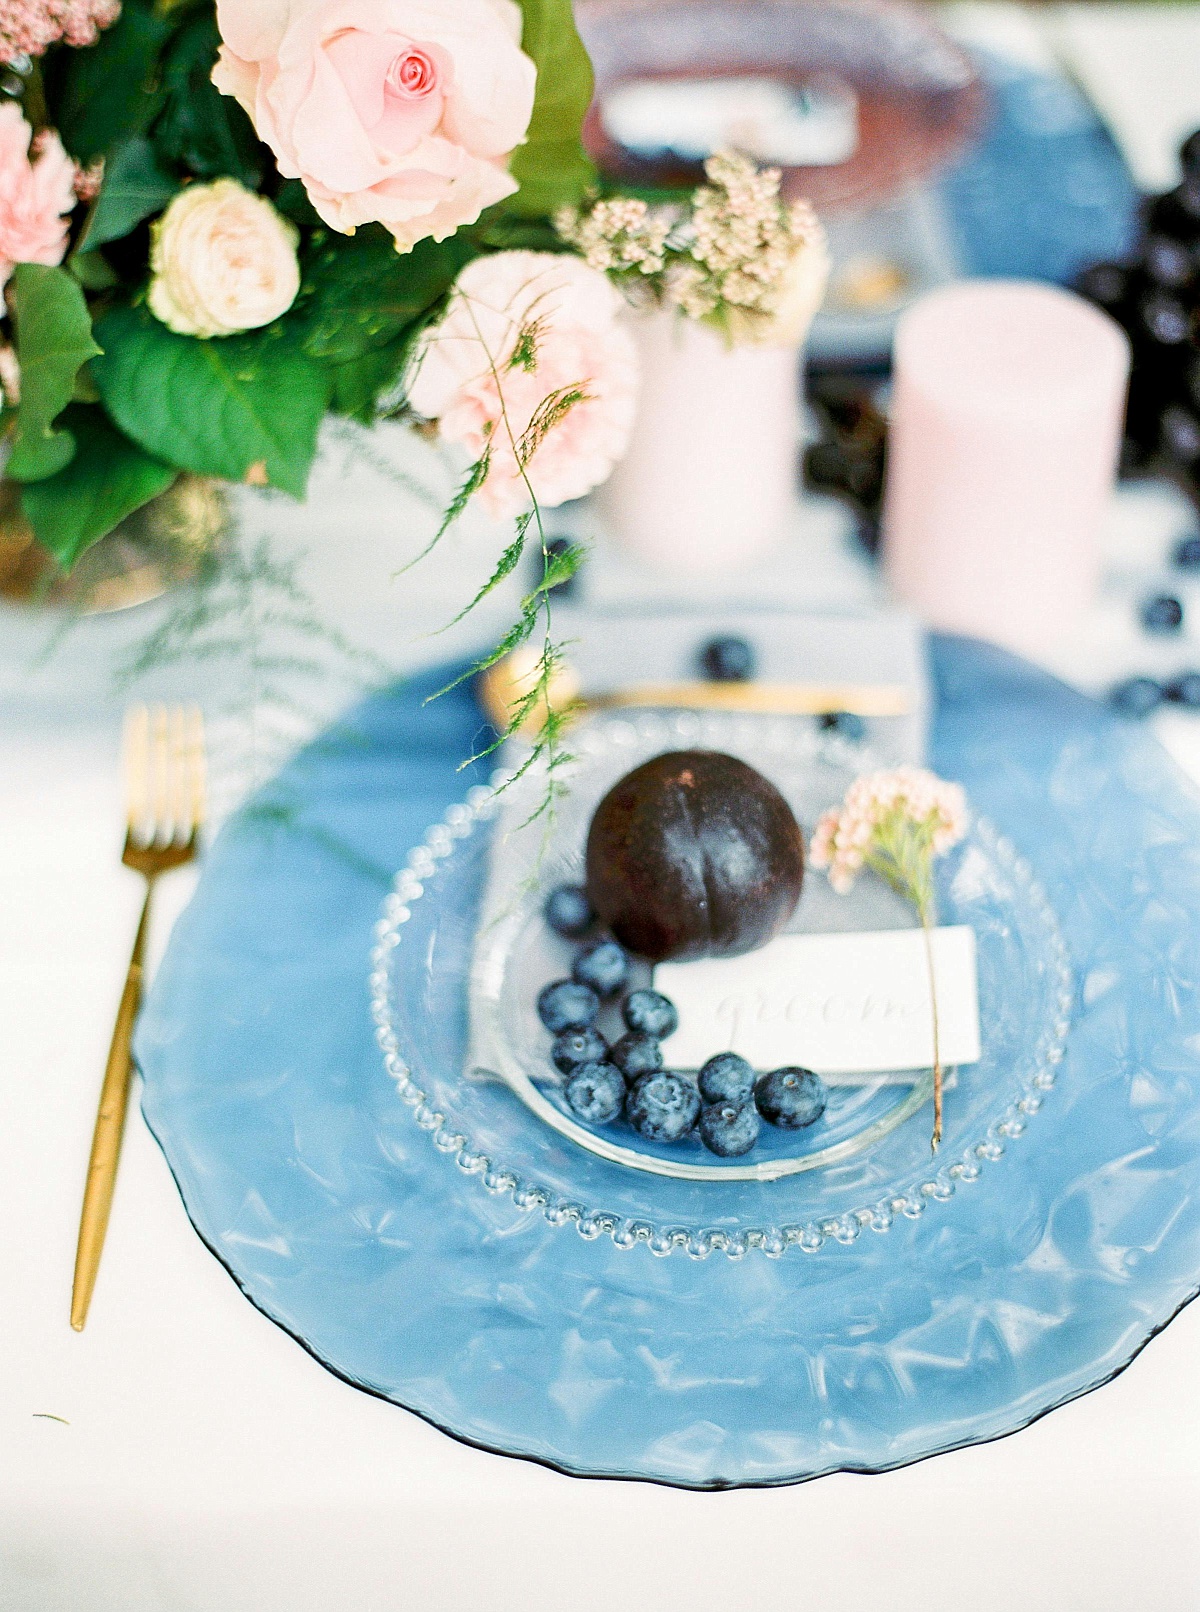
(597, 309), (802, 574)
(882, 281), (1130, 655)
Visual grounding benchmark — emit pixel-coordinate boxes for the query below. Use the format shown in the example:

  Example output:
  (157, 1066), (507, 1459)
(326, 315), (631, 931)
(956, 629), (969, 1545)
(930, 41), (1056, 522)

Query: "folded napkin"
(467, 606), (928, 1087)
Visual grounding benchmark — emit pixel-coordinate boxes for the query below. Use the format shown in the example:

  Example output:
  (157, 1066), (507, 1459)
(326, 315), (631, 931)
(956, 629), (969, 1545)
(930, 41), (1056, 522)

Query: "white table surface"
(5, 415), (1200, 1612)
(8, 6), (1200, 1595)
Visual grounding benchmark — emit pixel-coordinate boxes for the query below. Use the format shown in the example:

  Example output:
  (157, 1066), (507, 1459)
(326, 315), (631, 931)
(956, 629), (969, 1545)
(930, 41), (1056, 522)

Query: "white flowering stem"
(918, 898), (943, 1152)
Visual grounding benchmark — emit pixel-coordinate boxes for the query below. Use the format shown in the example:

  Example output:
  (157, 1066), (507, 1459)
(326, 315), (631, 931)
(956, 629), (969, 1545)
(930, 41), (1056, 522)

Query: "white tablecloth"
(5, 409), (1200, 1611)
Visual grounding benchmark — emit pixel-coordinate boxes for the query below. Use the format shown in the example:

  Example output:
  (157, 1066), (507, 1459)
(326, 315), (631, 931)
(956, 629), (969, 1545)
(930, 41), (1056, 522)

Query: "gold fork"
(70, 704), (205, 1332)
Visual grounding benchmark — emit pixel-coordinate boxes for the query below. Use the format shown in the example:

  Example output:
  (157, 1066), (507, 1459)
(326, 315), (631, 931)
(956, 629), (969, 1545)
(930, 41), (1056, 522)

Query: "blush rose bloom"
(407, 250), (639, 519)
(148, 179), (301, 339)
(212, 0), (536, 253)
(0, 103), (78, 287)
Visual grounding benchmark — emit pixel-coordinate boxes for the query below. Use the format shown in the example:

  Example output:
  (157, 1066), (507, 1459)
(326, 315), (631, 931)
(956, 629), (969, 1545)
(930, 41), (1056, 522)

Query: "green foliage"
(292, 228), (475, 421)
(297, 229), (474, 364)
(151, 9), (265, 184)
(507, 0), (596, 216)
(6, 266), (101, 483)
(47, 0), (170, 162)
(327, 341), (413, 424)
(20, 405), (177, 568)
(93, 304), (330, 497)
(76, 137), (181, 254)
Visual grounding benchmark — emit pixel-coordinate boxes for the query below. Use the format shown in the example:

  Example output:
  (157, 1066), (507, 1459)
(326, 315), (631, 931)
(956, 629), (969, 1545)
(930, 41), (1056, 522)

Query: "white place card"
(656, 927), (980, 1082)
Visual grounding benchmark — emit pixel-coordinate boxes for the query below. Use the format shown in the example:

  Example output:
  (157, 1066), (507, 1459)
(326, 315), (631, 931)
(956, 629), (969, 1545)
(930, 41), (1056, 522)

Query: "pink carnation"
(0, 0), (119, 61)
(407, 250), (639, 519)
(0, 104), (78, 286)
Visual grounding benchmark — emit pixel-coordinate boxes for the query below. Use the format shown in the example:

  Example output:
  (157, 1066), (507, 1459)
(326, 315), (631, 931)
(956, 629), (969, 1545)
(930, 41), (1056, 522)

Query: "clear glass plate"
(373, 711), (1071, 1257)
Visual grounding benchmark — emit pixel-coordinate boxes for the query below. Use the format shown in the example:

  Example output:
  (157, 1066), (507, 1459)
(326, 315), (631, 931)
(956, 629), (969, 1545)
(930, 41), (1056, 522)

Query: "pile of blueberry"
(1076, 128), (1200, 505)
(537, 884), (828, 1158)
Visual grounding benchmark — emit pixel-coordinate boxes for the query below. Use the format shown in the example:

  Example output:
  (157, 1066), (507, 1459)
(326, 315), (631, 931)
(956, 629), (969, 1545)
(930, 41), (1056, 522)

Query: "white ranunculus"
(148, 179), (301, 339)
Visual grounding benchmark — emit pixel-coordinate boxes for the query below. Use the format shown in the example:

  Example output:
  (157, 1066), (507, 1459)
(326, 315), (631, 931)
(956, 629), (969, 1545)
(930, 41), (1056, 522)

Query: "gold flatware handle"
(70, 885), (152, 1332)
(586, 682), (912, 717)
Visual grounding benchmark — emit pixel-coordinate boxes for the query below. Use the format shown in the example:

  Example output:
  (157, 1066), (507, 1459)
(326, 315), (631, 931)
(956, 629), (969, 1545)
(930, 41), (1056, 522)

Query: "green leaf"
(76, 137), (181, 254)
(507, 0), (596, 216)
(151, 9), (264, 185)
(92, 303), (330, 497)
(70, 250), (120, 291)
(328, 341), (412, 424)
(6, 265), (102, 483)
(20, 405), (177, 569)
(46, 0), (170, 163)
(275, 179), (322, 228)
(296, 229), (474, 365)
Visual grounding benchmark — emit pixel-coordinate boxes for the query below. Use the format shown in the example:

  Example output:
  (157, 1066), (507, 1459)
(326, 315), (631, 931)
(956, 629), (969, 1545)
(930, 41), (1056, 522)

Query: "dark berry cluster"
(538, 883), (828, 1158)
(1076, 129), (1200, 503)
(802, 375), (889, 556)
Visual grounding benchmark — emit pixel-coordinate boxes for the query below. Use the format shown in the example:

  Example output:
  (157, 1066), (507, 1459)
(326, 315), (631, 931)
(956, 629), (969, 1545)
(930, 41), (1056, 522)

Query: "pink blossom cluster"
(810, 765), (968, 895)
(0, 103), (77, 285)
(0, 0), (119, 61)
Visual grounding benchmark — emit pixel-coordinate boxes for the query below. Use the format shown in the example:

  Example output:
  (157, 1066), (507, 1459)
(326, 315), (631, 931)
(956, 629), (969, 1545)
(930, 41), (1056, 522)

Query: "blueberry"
(1160, 405), (1200, 466)
(1138, 291), (1191, 347)
(537, 978), (599, 1033)
(698, 1100), (761, 1157)
(564, 1061), (625, 1124)
(1110, 676), (1164, 718)
(622, 989), (679, 1038)
(610, 1030), (664, 1081)
(1074, 261), (1128, 313)
(699, 635), (756, 683)
(1142, 594), (1185, 634)
(626, 1072), (701, 1143)
(1084, 261), (1132, 307)
(819, 710), (866, 743)
(544, 883), (594, 938)
(754, 1067), (827, 1129)
(551, 1027), (609, 1075)
(573, 938), (629, 998)
(698, 1051), (755, 1105)
(1166, 671), (1200, 707)
(1174, 534), (1200, 569)
(1144, 234), (1194, 290)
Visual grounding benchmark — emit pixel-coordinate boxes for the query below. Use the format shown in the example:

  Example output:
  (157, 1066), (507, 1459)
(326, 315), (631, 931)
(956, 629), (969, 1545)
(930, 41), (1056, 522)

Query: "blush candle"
(882, 281), (1130, 655)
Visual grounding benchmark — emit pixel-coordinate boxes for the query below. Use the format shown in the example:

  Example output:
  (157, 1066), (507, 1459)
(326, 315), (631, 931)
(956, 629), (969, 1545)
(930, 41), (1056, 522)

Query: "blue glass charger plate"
(137, 636), (1200, 1488)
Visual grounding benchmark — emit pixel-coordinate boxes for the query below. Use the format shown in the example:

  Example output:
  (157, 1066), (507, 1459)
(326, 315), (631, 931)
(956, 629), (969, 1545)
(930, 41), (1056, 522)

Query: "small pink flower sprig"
(811, 766), (969, 1150)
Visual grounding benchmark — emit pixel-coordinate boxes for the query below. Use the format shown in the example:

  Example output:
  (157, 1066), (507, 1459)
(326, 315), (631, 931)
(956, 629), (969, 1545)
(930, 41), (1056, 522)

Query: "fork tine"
(150, 705), (170, 842)
(168, 706), (188, 841)
(186, 705), (206, 837)
(123, 705), (149, 841)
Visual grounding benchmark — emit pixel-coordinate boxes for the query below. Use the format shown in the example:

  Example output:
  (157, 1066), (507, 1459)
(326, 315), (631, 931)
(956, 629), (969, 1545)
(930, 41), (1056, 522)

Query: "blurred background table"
(4, 5), (1200, 1610)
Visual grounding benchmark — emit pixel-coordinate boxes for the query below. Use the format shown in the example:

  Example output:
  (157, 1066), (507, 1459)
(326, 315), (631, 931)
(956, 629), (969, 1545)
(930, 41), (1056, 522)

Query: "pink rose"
(212, 0), (537, 253)
(0, 104), (77, 287)
(408, 250), (639, 518)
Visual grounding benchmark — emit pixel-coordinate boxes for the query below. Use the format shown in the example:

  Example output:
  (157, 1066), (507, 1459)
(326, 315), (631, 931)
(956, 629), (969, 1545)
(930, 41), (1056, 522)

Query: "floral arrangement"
(811, 766), (969, 1149)
(0, 0), (598, 571)
(0, 0), (827, 768)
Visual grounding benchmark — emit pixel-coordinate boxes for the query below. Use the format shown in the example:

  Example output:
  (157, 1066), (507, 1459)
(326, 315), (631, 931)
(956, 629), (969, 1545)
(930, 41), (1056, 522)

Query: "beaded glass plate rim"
(369, 784), (1074, 1260)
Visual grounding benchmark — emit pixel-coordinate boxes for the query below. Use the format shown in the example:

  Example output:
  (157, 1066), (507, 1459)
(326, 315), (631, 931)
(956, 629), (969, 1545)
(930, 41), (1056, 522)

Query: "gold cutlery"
(70, 705), (205, 1332)
(479, 649), (911, 739)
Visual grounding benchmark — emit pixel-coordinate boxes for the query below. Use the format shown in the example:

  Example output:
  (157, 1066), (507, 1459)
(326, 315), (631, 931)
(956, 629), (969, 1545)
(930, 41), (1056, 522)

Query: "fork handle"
(71, 880), (154, 1332)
